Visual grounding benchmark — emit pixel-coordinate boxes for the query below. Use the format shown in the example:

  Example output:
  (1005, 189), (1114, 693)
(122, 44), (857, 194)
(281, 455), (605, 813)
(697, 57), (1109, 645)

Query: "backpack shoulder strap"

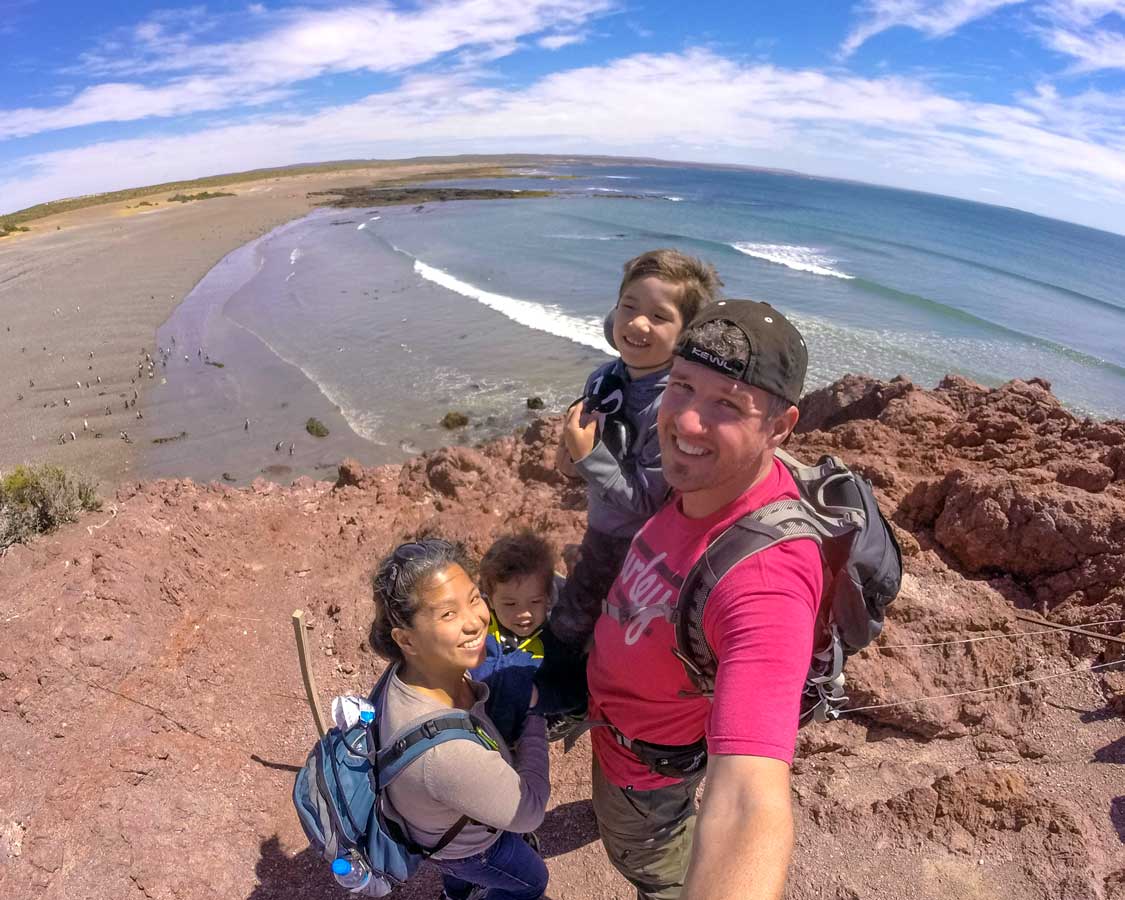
(672, 501), (825, 697)
(374, 712), (491, 789)
(364, 665), (497, 790)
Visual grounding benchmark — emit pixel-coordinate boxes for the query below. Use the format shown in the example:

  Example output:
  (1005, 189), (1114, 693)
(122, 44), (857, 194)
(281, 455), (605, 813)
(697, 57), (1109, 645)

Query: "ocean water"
(372, 163), (1125, 419)
(144, 162), (1125, 480)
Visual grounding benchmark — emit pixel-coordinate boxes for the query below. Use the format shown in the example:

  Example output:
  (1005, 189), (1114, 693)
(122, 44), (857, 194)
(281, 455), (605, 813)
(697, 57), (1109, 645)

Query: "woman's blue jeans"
(433, 830), (547, 900)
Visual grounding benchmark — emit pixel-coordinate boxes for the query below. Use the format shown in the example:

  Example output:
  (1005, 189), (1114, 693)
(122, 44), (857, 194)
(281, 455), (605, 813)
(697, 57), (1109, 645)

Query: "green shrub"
(306, 418), (330, 438)
(0, 465), (101, 550)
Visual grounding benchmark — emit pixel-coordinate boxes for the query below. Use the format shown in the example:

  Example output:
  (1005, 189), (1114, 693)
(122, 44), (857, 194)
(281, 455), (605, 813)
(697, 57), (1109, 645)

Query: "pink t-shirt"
(587, 457), (823, 790)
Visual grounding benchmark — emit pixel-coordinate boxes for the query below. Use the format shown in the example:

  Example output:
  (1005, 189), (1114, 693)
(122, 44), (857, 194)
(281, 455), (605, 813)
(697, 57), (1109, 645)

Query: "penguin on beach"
(275, 440), (283, 452)
(244, 418), (250, 431)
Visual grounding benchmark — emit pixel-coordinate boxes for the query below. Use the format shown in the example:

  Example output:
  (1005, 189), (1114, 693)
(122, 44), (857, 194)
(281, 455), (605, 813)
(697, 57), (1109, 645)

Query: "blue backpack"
(293, 666), (496, 895)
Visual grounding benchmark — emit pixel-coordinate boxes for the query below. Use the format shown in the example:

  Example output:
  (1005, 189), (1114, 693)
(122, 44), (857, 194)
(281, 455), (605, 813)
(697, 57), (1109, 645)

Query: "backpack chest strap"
(374, 713), (493, 789)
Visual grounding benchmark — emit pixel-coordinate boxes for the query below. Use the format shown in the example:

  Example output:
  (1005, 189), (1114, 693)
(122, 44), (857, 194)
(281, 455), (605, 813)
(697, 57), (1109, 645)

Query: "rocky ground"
(0, 374), (1122, 900)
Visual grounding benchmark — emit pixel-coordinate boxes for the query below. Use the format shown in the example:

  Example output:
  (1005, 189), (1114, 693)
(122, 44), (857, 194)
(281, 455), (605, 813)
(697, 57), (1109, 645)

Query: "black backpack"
(673, 449), (903, 725)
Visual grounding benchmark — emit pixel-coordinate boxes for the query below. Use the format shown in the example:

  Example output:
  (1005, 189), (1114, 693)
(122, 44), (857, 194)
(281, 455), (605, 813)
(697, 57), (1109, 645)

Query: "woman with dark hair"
(370, 538), (549, 900)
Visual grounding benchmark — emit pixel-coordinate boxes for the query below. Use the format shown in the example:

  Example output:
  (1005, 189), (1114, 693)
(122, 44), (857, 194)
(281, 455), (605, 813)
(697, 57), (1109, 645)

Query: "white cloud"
(0, 78), (291, 139)
(841, 0), (1027, 56)
(2, 0), (615, 140)
(538, 32), (587, 49)
(1039, 1), (1125, 70)
(842, 0), (1125, 73)
(5, 48), (1125, 232)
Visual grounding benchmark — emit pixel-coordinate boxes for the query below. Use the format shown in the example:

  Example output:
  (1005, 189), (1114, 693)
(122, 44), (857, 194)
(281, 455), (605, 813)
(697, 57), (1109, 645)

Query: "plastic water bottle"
(332, 855), (372, 892)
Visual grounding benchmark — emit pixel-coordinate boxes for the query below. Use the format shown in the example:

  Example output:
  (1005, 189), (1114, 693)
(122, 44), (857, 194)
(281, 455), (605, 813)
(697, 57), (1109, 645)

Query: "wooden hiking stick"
(292, 609), (328, 738)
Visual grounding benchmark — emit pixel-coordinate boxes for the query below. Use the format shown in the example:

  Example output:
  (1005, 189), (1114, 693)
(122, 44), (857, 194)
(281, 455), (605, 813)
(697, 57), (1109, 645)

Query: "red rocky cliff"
(0, 375), (1122, 900)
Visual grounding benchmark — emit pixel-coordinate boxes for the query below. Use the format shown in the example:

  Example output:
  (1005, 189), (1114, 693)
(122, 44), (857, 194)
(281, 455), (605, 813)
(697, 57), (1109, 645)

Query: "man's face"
(658, 357), (788, 516)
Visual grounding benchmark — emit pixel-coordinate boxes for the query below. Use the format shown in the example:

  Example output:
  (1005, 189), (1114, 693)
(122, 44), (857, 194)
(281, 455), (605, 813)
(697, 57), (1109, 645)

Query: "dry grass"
(0, 156), (546, 232)
(0, 465), (101, 550)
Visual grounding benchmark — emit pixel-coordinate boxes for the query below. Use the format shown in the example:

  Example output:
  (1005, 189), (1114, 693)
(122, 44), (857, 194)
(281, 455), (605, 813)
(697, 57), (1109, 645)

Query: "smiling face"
(612, 276), (685, 376)
(490, 571), (550, 637)
(658, 357), (799, 518)
(392, 563), (491, 675)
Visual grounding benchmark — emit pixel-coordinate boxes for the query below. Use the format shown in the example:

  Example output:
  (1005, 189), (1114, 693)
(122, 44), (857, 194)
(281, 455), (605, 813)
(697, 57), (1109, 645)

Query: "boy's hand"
(554, 438), (581, 478)
(563, 402), (598, 463)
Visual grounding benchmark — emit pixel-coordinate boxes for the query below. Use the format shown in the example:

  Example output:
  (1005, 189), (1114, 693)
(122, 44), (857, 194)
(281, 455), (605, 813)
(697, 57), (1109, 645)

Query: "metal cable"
(864, 618), (1125, 652)
(840, 658), (1125, 714)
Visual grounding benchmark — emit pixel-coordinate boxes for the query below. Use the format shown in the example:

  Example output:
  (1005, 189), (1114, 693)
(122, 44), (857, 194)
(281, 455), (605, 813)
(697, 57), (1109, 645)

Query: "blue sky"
(2, 1), (1124, 233)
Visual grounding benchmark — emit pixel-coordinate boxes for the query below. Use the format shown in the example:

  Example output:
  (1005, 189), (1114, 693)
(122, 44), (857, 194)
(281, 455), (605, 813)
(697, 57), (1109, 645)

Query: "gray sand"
(0, 162), (522, 488)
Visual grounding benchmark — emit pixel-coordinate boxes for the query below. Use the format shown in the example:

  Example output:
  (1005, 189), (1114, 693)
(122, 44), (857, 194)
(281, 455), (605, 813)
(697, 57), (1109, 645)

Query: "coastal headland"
(0, 375), (1122, 899)
(0, 155), (578, 488)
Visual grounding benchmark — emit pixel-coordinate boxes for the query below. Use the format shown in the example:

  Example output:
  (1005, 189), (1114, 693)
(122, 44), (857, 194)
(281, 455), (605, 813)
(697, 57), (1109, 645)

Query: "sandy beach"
(0, 160), (533, 488)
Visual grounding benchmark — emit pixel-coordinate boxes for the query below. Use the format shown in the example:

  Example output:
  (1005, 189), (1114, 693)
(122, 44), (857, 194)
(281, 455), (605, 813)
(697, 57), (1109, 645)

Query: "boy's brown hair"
(618, 249), (723, 325)
(479, 530), (556, 598)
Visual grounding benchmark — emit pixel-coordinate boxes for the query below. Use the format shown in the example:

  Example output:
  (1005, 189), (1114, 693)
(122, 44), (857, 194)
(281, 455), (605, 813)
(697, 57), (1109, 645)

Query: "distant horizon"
(6, 152), (1124, 242)
(3, 2), (1124, 234)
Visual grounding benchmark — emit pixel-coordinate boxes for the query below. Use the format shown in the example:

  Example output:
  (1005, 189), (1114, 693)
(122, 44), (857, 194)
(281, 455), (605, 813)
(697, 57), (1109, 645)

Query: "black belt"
(570, 718), (708, 780)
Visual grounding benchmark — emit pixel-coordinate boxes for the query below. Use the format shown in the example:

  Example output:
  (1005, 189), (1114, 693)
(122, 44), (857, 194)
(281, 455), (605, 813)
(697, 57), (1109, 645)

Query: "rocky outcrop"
(1, 374), (1122, 900)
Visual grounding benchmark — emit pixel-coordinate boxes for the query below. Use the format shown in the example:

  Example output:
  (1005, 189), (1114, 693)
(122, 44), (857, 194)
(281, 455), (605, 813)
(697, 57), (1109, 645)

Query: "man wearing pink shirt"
(586, 299), (822, 900)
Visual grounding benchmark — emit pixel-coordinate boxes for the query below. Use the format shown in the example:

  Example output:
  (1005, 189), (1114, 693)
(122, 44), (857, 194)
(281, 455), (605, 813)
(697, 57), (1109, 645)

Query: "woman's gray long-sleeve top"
(379, 666), (549, 860)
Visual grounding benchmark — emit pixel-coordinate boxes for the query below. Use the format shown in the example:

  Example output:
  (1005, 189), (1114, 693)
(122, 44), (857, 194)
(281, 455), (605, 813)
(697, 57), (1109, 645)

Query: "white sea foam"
(663, 196), (684, 202)
(603, 175), (635, 180)
(412, 259), (611, 353)
(368, 215), (381, 222)
(586, 187), (623, 193)
(227, 317), (386, 444)
(547, 233), (625, 241)
(289, 248), (302, 265)
(356, 223), (366, 230)
(285, 272), (295, 282)
(731, 242), (853, 280)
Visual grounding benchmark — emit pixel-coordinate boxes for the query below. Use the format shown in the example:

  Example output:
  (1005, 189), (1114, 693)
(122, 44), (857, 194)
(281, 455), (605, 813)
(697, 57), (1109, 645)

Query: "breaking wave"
(411, 259), (611, 353)
(730, 242), (853, 279)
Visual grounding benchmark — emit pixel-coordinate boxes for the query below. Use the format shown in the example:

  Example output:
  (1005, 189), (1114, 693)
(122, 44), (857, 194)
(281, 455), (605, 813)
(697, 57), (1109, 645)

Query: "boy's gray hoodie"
(573, 359), (670, 539)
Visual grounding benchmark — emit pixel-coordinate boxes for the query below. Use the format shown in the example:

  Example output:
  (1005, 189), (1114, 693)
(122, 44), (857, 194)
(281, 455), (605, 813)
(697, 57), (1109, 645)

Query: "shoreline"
(0, 159), (552, 489)
(136, 203), (607, 486)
